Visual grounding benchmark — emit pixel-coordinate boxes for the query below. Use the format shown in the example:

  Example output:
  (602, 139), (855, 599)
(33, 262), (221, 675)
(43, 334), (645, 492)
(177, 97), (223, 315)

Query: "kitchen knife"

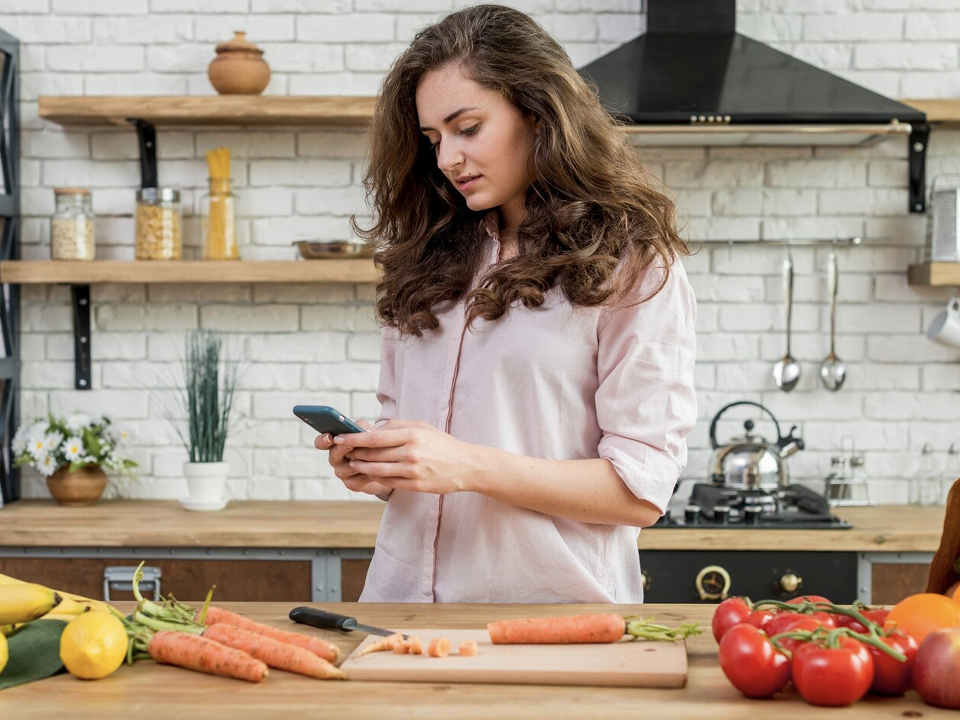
(289, 606), (408, 639)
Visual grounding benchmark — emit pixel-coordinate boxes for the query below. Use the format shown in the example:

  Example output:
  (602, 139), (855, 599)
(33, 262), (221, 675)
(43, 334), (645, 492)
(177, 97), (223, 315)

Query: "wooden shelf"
(38, 95), (377, 127)
(908, 262), (960, 286)
(901, 99), (960, 125)
(0, 260), (379, 284)
(38, 95), (956, 129)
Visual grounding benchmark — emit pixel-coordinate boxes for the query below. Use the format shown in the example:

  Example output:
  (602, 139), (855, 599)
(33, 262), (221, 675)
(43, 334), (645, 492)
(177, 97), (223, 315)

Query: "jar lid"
(136, 187), (181, 203)
(54, 187), (90, 195)
(215, 31), (264, 56)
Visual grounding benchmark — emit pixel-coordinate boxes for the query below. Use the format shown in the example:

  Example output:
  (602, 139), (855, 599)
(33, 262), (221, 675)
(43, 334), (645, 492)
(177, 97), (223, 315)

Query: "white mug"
(927, 297), (960, 349)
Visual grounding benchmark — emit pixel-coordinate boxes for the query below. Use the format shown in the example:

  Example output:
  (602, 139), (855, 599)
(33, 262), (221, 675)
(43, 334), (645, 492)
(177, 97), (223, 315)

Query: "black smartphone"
(293, 405), (365, 436)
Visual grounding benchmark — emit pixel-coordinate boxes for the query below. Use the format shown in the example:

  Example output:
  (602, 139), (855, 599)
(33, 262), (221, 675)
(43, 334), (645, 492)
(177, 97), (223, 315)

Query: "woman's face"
(416, 63), (537, 231)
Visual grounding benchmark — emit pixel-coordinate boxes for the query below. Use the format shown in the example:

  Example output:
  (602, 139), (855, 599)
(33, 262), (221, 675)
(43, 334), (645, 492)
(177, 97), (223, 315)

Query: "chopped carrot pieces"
(427, 637), (450, 658)
(354, 632), (403, 658)
(406, 636), (423, 655)
(458, 639), (479, 656)
(393, 641), (410, 654)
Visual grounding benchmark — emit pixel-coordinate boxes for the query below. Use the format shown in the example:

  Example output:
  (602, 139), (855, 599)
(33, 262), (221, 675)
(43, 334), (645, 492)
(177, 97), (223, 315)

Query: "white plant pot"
(181, 460), (229, 512)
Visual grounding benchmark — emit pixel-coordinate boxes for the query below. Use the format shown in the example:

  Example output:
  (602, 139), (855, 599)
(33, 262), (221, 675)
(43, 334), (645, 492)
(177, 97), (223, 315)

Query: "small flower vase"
(181, 461), (229, 512)
(46, 466), (108, 507)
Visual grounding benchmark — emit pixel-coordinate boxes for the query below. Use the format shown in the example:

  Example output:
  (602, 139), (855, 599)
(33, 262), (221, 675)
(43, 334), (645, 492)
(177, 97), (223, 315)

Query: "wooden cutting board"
(339, 629), (688, 687)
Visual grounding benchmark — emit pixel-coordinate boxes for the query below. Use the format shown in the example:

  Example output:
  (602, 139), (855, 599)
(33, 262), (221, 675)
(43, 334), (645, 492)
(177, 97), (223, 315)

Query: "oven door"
(640, 550), (858, 603)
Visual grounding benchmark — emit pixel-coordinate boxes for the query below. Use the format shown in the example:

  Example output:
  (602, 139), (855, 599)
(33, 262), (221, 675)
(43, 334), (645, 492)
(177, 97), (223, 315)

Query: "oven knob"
(779, 573), (803, 594)
(744, 506), (762, 525)
(713, 505), (731, 524)
(695, 565), (732, 601)
(684, 505), (701, 524)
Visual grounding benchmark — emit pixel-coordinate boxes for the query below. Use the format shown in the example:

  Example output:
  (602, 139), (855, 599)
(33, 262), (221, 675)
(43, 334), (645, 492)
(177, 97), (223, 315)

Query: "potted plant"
(11, 413), (137, 506)
(171, 330), (241, 512)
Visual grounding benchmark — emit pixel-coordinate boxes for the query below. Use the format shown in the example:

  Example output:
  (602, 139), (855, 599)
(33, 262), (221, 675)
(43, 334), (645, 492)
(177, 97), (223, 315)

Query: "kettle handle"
(709, 400), (783, 450)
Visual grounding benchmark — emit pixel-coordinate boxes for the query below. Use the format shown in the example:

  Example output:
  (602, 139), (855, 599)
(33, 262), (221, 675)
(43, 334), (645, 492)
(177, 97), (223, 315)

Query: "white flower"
(63, 436), (85, 462)
(12, 425), (29, 456)
(66, 413), (92, 433)
(37, 454), (58, 477)
(28, 432), (64, 461)
(27, 421), (48, 443)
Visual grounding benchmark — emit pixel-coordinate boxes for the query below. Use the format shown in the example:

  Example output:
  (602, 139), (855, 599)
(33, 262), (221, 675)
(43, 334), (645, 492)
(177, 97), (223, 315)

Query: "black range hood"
(578, 0), (930, 211)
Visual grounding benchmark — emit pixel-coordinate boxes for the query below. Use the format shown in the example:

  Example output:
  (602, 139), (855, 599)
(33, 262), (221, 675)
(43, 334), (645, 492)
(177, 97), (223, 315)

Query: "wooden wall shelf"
(901, 99), (960, 125)
(908, 262), (960, 286)
(0, 260), (379, 284)
(38, 95), (377, 127)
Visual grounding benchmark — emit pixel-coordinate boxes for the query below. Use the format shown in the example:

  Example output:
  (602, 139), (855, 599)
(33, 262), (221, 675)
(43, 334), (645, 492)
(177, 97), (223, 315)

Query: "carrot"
(203, 623), (344, 680)
(427, 637), (450, 658)
(392, 640), (410, 654)
(406, 636), (423, 655)
(458, 639), (479, 656)
(487, 613), (626, 644)
(354, 632), (403, 658)
(147, 630), (268, 683)
(197, 606), (340, 663)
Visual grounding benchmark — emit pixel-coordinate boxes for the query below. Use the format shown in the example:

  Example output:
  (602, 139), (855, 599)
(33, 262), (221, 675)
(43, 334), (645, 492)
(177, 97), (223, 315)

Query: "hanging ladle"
(773, 255), (801, 392)
(819, 250), (846, 391)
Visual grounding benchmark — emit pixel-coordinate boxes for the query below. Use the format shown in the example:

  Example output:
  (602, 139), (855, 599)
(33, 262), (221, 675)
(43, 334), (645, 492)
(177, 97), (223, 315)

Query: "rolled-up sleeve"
(595, 259), (697, 514)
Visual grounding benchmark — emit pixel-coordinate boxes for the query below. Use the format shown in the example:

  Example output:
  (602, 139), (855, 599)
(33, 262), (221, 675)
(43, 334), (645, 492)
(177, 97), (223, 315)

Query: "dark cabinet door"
(0, 557), (312, 603)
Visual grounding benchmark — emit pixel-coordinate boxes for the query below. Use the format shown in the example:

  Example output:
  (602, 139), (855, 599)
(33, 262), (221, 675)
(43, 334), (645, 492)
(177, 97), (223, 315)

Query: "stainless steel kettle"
(708, 401), (804, 490)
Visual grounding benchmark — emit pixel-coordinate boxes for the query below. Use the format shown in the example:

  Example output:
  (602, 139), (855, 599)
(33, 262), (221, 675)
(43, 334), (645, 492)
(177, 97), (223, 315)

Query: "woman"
(315, 4), (696, 603)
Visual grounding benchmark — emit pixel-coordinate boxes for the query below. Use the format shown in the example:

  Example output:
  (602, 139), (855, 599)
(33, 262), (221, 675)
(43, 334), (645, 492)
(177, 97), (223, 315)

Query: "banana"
(0, 573), (124, 621)
(0, 583), (61, 625)
(0, 573), (27, 587)
(0, 623), (19, 636)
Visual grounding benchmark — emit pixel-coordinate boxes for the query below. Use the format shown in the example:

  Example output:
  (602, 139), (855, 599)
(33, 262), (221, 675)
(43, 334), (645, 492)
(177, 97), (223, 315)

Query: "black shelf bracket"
(70, 284), (91, 390)
(129, 118), (158, 189)
(908, 124), (930, 214)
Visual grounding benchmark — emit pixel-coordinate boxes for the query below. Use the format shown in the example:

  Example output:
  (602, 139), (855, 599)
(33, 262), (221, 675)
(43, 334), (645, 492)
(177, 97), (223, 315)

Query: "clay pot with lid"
(208, 31), (271, 95)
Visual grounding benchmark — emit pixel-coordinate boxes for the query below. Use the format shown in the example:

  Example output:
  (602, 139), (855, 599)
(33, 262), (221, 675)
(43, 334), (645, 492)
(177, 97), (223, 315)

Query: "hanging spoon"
(819, 251), (846, 391)
(773, 255), (801, 392)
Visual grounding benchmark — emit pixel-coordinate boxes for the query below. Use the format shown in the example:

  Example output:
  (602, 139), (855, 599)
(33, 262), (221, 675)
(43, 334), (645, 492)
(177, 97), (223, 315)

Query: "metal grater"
(928, 177), (960, 261)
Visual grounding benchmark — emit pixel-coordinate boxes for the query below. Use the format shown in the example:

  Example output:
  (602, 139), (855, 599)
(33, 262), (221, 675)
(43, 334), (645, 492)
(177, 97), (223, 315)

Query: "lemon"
(59, 611), (128, 680)
(0, 632), (7, 675)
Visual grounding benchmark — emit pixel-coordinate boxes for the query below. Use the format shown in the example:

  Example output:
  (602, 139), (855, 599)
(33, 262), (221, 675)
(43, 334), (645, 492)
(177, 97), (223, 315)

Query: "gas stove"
(655, 483), (852, 529)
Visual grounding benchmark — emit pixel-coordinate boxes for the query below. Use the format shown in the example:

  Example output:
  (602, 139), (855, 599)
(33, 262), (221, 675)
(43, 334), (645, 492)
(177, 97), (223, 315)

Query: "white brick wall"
(5, 1), (960, 504)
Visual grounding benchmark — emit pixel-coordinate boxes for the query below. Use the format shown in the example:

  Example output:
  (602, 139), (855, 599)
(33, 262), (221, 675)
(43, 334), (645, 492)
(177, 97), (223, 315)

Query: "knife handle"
(289, 606), (358, 632)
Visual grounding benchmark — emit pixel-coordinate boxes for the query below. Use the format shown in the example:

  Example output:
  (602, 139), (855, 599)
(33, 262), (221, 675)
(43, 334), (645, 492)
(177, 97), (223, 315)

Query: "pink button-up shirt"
(360, 220), (697, 603)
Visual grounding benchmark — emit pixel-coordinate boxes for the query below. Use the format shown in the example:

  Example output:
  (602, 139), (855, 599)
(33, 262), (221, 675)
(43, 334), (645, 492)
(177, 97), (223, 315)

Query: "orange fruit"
(950, 581), (960, 603)
(885, 593), (960, 645)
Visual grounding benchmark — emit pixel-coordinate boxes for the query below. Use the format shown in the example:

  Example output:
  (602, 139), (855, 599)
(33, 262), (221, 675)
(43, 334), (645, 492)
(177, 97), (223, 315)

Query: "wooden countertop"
(0, 602), (952, 720)
(0, 500), (943, 552)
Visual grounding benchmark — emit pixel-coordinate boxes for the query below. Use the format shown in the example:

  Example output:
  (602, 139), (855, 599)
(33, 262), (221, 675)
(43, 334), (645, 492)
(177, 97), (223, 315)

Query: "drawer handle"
(103, 566), (161, 601)
(779, 573), (803, 594)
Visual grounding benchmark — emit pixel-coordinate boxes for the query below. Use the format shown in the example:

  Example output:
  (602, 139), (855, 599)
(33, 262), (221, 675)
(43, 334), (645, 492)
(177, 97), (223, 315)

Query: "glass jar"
(135, 188), (182, 260)
(199, 177), (239, 260)
(51, 188), (95, 260)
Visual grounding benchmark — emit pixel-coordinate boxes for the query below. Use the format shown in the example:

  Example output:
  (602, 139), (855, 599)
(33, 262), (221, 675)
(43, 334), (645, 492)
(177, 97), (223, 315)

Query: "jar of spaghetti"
(135, 188), (182, 260)
(51, 188), (95, 260)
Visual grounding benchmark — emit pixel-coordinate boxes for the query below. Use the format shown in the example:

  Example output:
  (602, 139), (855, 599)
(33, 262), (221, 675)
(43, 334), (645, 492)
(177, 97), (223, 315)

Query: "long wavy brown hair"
(354, 4), (688, 337)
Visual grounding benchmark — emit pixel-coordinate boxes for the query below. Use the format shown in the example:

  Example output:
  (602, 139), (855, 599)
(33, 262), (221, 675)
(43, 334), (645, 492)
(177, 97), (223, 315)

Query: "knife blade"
(289, 606), (408, 639)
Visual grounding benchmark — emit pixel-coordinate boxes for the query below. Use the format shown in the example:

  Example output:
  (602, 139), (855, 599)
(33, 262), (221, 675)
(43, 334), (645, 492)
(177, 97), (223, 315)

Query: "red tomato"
(786, 594), (831, 606)
(718, 624), (791, 698)
(767, 611), (836, 637)
(868, 631), (918, 696)
(711, 597), (752, 643)
(792, 637), (874, 707)
(746, 609), (777, 631)
(835, 608), (891, 634)
(914, 627), (960, 709)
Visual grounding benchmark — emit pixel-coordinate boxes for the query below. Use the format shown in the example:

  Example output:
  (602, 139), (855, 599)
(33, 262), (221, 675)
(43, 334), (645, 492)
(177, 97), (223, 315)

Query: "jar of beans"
(51, 188), (95, 260)
(135, 188), (182, 260)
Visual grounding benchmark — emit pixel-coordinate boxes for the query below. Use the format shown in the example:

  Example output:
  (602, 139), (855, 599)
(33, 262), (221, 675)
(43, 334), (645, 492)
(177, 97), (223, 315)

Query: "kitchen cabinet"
(0, 500), (942, 604)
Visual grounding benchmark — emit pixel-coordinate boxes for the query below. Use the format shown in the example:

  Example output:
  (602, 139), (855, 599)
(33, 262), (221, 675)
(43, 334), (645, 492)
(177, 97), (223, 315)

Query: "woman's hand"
(332, 419), (485, 495)
(314, 419), (393, 499)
